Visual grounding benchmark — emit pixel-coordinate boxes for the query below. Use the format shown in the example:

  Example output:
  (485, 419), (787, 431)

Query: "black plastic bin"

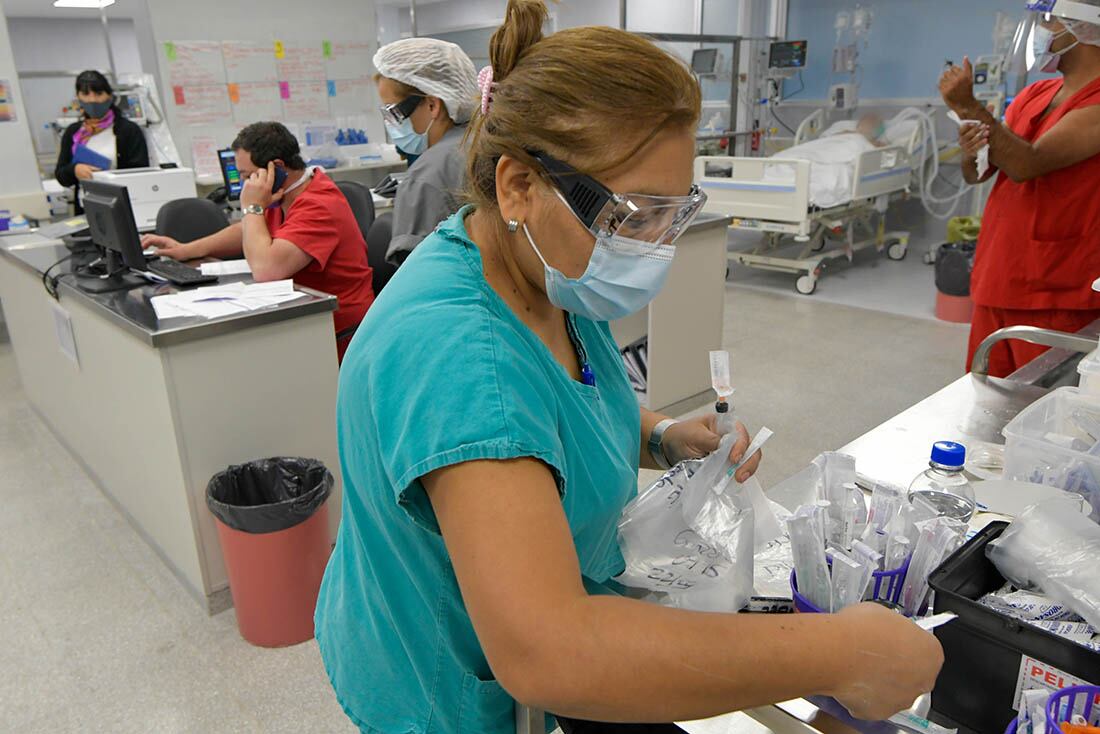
(928, 522), (1100, 734)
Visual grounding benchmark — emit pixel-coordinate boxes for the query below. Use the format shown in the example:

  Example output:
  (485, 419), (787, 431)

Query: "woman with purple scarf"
(54, 70), (149, 212)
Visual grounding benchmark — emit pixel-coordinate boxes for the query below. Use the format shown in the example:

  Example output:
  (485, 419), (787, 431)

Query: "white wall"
(144, 0), (383, 168)
(7, 17), (144, 157)
(8, 17), (143, 72)
(0, 4), (48, 218)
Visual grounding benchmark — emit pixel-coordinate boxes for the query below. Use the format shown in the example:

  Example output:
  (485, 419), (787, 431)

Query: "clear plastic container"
(1002, 386), (1100, 520)
(1077, 345), (1100, 397)
(908, 441), (976, 522)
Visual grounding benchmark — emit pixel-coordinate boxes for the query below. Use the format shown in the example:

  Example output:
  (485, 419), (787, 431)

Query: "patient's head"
(857, 113), (886, 143)
(857, 114), (886, 141)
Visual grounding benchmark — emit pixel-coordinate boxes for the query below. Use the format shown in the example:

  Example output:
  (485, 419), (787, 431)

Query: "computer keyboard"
(146, 259), (219, 286)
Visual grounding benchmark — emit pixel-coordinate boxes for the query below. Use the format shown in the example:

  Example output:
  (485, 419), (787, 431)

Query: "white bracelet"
(648, 418), (678, 470)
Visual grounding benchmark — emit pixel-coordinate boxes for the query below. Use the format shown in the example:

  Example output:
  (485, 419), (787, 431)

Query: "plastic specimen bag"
(986, 496), (1100, 629)
(617, 433), (757, 612)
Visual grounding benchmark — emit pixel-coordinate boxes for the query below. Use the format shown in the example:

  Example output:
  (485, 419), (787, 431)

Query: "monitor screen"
(769, 40), (808, 69)
(691, 48), (719, 75)
(80, 180), (146, 270)
(218, 148), (243, 201)
(116, 93), (145, 122)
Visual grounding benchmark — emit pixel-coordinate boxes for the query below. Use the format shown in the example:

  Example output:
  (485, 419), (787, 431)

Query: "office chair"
(366, 212), (397, 295)
(155, 198), (230, 243)
(334, 180), (376, 242)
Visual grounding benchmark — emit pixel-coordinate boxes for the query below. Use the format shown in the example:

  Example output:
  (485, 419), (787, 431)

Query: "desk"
(0, 234), (343, 613)
(610, 213), (733, 415)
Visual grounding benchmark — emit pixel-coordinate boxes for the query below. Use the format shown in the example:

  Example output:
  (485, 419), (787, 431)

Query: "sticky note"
(227, 83), (240, 104)
(322, 40), (332, 58)
(278, 81), (290, 100)
(164, 42), (176, 61)
(274, 40), (285, 59)
(173, 86), (186, 105)
(326, 80), (336, 97)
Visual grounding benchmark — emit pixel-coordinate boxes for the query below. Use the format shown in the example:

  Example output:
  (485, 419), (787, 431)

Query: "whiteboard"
(229, 82), (283, 125)
(328, 77), (374, 117)
(276, 41), (326, 81)
(281, 80), (331, 122)
(325, 40), (374, 80)
(222, 41), (278, 84)
(164, 41), (226, 87)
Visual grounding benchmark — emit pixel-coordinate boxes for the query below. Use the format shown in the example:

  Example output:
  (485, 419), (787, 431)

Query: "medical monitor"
(218, 148), (243, 201)
(769, 40), (808, 70)
(691, 48), (720, 76)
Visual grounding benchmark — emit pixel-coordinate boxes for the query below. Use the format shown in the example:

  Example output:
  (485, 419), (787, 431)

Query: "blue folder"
(72, 145), (112, 170)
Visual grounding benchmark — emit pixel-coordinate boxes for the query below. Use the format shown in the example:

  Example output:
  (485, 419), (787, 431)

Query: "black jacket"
(55, 109), (149, 189)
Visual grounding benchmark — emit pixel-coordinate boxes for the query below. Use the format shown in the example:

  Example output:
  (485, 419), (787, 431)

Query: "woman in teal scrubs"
(315, 2), (944, 732)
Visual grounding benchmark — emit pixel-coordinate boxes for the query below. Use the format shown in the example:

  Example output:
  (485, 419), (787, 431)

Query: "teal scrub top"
(315, 207), (642, 734)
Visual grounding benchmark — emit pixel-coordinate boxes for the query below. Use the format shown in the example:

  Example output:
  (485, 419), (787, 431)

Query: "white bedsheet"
(767, 134), (878, 208)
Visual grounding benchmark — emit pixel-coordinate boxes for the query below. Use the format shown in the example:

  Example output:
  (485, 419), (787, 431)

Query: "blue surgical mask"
(1032, 25), (1078, 73)
(522, 222), (676, 322)
(386, 117), (433, 156)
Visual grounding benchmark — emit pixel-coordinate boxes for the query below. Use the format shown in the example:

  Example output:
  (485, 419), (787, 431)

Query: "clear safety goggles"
(379, 94), (424, 126)
(1026, 0), (1100, 24)
(530, 150), (708, 248)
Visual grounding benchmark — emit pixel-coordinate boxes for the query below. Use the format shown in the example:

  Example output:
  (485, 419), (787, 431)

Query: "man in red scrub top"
(142, 122), (375, 362)
(939, 0), (1100, 377)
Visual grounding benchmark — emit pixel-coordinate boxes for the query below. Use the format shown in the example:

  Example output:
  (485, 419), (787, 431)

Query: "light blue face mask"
(385, 117), (433, 156)
(522, 222), (676, 322)
(1032, 25), (1078, 73)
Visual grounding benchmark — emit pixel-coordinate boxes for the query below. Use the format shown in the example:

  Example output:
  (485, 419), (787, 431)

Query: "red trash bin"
(206, 458), (334, 648)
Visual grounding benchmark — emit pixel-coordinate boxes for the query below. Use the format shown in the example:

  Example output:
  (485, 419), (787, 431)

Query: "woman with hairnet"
(940, 0), (1100, 377)
(374, 38), (479, 266)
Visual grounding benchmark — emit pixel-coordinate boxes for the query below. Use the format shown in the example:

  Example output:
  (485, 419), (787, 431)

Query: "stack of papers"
(150, 280), (306, 320)
(199, 260), (253, 276)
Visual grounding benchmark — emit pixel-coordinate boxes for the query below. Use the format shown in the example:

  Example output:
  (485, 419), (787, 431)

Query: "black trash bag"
(206, 457), (333, 534)
(935, 241), (977, 298)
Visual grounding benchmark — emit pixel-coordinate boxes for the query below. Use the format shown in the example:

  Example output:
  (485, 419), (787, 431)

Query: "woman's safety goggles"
(529, 150), (708, 248)
(380, 94), (424, 126)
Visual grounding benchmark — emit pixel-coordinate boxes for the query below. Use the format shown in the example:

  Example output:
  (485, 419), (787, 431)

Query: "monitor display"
(80, 180), (146, 270)
(218, 148), (243, 201)
(691, 48), (719, 76)
(769, 40), (808, 69)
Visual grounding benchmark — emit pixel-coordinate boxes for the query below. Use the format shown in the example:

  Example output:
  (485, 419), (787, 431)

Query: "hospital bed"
(696, 108), (930, 295)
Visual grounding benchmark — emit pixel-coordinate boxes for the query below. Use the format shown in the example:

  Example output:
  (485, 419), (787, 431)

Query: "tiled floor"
(0, 281), (969, 732)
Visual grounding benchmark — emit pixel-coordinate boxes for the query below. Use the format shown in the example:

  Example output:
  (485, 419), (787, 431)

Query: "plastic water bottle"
(907, 441), (976, 522)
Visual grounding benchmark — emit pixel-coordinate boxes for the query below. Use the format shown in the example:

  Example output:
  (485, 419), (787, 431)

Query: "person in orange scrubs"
(939, 0), (1100, 377)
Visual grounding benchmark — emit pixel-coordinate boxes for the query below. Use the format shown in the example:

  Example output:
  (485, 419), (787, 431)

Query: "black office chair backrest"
(156, 198), (230, 243)
(334, 180), (376, 243)
(366, 212), (397, 295)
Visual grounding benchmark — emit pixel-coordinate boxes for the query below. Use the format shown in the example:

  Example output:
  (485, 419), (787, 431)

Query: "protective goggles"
(529, 150), (708, 247)
(380, 94), (424, 126)
(1026, 0), (1100, 24)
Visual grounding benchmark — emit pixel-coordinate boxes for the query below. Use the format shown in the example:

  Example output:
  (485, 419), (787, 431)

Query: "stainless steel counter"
(0, 233), (336, 348)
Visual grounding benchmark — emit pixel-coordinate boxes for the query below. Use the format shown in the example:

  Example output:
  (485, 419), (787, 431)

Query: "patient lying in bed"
(767, 114), (893, 208)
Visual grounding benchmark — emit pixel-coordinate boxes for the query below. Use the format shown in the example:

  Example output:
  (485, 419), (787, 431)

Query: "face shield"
(1027, 0), (1100, 42)
(530, 151), (708, 249)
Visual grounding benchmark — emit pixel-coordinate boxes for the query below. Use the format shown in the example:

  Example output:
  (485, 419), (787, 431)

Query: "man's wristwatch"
(648, 418), (678, 470)
(243, 204), (264, 216)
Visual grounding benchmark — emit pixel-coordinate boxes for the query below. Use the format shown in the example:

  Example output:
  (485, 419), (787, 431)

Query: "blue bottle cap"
(931, 441), (966, 468)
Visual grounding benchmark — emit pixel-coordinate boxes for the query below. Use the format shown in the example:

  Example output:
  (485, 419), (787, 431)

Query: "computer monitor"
(81, 180), (147, 273)
(769, 40), (808, 70)
(218, 148), (243, 201)
(691, 48), (720, 76)
(115, 92), (146, 124)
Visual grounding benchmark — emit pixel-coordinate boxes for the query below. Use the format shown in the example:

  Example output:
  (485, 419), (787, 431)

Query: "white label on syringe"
(714, 427), (773, 494)
(710, 350), (733, 398)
